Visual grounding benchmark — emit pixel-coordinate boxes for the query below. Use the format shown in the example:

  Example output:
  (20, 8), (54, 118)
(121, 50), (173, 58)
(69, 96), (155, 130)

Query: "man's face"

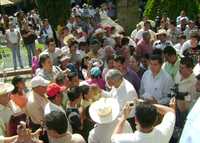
(150, 60), (161, 75)
(34, 86), (47, 95)
(48, 42), (56, 53)
(191, 38), (198, 48)
(43, 58), (53, 71)
(179, 64), (192, 79)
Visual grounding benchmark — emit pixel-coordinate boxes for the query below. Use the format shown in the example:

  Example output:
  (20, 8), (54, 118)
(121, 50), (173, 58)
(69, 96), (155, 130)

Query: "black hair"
(150, 54), (163, 64)
(178, 34), (186, 40)
(135, 103), (157, 128)
(152, 48), (163, 56)
(67, 72), (78, 81)
(170, 20), (176, 26)
(45, 111), (68, 134)
(196, 74), (200, 80)
(113, 54), (126, 64)
(163, 46), (177, 56)
(11, 76), (24, 94)
(121, 37), (129, 46)
(79, 85), (90, 99)
(45, 38), (55, 46)
(39, 54), (50, 68)
(55, 72), (66, 85)
(180, 57), (194, 69)
(68, 86), (81, 101)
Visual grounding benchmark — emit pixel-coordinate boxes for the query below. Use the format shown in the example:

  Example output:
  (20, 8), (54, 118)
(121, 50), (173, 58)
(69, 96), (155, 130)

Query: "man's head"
(39, 54), (53, 71)
(43, 19), (49, 28)
(142, 31), (151, 42)
(46, 38), (56, 53)
(163, 46), (177, 64)
(45, 111), (68, 139)
(47, 83), (65, 106)
(156, 29), (167, 42)
(31, 76), (49, 96)
(179, 57), (194, 79)
(67, 72), (79, 88)
(105, 69), (123, 88)
(55, 72), (69, 88)
(113, 55), (126, 72)
(149, 54), (163, 75)
(190, 32), (199, 48)
(143, 21), (151, 31)
(135, 103), (157, 129)
(68, 86), (82, 105)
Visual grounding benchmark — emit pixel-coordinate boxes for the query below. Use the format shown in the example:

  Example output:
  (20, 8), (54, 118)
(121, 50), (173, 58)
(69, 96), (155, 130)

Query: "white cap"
(31, 76), (50, 88)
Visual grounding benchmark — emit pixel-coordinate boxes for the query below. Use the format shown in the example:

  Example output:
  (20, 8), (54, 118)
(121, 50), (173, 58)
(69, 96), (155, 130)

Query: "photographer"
(111, 100), (175, 143)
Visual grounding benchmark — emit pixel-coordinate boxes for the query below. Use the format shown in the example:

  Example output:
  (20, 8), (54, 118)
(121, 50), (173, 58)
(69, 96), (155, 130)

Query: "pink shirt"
(136, 39), (153, 56)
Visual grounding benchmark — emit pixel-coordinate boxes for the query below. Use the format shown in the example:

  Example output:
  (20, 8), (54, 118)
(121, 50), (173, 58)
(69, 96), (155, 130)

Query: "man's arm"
(112, 104), (132, 135)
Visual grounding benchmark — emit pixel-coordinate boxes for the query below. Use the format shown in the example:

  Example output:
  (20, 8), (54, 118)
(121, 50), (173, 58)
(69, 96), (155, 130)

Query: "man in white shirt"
(0, 83), (14, 136)
(26, 76), (50, 126)
(135, 21), (156, 43)
(140, 54), (174, 105)
(41, 38), (62, 66)
(5, 23), (23, 70)
(104, 69), (138, 117)
(179, 74), (200, 143)
(111, 101), (175, 143)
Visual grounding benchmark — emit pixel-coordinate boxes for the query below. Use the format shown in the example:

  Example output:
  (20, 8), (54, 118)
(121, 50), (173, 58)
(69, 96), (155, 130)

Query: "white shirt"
(135, 29), (156, 42)
(140, 69), (174, 105)
(153, 40), (173, 50)
(103, 79), (138, 117)
(88, 119), (132, 143)
(174, 43), (183, 56)
(179, 97), (200, 143)
(0, 136), (3, 143)
(25, 91), (49, 125)
(193, 63), (200, 76)
(6, 29), (19, 44)
(111, 112), (175, 143)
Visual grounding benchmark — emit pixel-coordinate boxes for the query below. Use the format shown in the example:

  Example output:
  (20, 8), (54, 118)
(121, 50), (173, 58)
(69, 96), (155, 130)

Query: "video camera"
(168, 84), (188, 100)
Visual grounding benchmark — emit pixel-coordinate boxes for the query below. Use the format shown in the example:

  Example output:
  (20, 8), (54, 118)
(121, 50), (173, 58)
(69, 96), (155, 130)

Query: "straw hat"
(0, 82), (14, 96)
(89, 98), (120, 124)
(156, 29), (168, 36)
(63, 34), (76, 46)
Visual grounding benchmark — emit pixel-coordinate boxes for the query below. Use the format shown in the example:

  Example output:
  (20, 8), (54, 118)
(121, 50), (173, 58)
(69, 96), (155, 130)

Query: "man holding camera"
(172, 56), (197, 141)
(111, 100), (175, 143)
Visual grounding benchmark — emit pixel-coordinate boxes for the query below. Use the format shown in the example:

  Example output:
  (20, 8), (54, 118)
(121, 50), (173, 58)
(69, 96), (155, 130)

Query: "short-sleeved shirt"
(111, 112), (175, 143)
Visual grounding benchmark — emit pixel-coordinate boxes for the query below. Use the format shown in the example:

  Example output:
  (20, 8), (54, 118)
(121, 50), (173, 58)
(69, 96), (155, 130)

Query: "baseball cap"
(90, 67), (101, 77)
(47, 83), (66, 98)
(31, 76), (50, 88)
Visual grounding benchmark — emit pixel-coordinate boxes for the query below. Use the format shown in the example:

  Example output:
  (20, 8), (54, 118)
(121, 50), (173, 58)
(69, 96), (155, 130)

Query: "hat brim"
(0, 83), (14, 96)
(89, 98), (120, 124)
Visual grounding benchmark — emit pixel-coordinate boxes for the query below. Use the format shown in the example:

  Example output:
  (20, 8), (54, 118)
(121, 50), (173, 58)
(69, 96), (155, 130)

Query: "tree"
(144, 0), (199, 20)
(36, 0), (70, 28)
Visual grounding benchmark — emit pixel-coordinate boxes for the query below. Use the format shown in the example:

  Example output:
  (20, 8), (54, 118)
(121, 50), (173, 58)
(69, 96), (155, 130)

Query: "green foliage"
(36, 0), (70, 28)
(144, 0), (199, 20)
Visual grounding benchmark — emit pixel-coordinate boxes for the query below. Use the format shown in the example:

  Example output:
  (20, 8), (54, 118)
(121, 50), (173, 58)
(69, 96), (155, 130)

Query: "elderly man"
(173, 57), (197, 141)
(179, 74), (200, 143)
(103, 69), (138, 119)
(25, 76), (50, 127)
(0, 83), (14, 136)
(140, 54), (174, 105)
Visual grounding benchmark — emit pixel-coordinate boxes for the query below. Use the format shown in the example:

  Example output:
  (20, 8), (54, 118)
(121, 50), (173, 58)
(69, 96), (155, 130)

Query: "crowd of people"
(0, 1), (200, 143)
